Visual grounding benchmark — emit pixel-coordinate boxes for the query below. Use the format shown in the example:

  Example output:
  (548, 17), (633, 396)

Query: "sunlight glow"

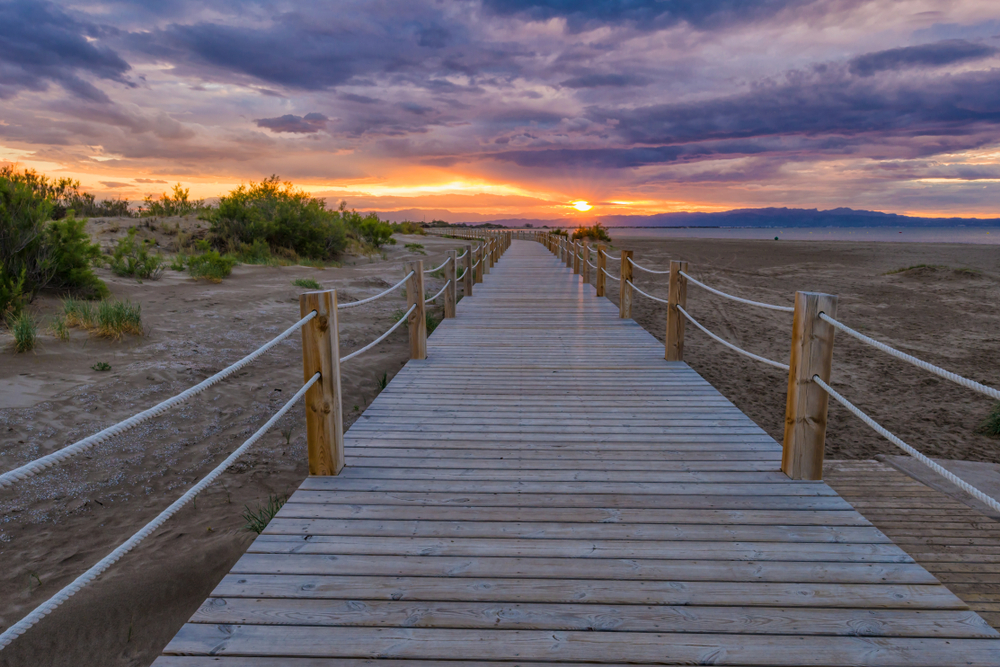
(572, 200), (592, 212)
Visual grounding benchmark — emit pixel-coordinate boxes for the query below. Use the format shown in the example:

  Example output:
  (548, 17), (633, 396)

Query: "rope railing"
(424, 257), (451, 274)
(601, 267), (620, 282)
(680, 271), (794, 313)
(677, 305), (790, 371)
(819, 313), (1000, 401)
(628, 257), (670, 275)
(813, 375), (1000, 515)
(338, 271), (413, 309)
(0, 311), (318, 489)
(627, 280), (669, 305)
(600, 248), (621, 262)
(455, 249), (468, 260)
(340, 304), (416, 364)
(425, 280), (451, 304)
(0, 372), (319, 650)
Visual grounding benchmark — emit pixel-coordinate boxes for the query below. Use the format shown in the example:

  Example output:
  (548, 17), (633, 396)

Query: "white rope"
(424, 280), (451, 304)
(600, 249), (621, 262)
(601, 267), (620, 282)
(340, 304), (416, 364)
(0, 312), (317, 489)
(818, 313), (1000, 401)
(627, 280), (670, 305)
(472, 259), (481, 270)
(0, 373), (319, 650)
(679, 271), (794, 313)
(337, 271), (413, 309)
(812, 375), (1000, 514)
(455, 250), (468, 260)
(677, 305), (789, 371)
(628, 257), (670, 275)
(423, 257), (450, 274)
(587, 259), (597, 269)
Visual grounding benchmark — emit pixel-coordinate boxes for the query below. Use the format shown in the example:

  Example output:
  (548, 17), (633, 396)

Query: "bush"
(405, 242), (425, 254)
(187, 250), (237, 282)
(204, 176), (346, 259)
(232, 238), (275, 264)
(571, 223), (611, 242)
(390, 221), (426, 235)
(550, 228), (568, 237)
(6, 310), (36, 352)
(108, 228), (164, 280)
(140, 184), (203, 217)
(293, 278), (322, 290)
(351, 212), (393, 249)
(0, 167), (107, 317)
(63, 298), (143, 339)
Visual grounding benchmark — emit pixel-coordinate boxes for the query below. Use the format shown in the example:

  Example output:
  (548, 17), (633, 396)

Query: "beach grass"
(979, 403), (1000, 437)
(6, 311), (37, 352)
(242, 494), (287, 534)
(63, 298), (143, 339)
(292, 278), (322, 290)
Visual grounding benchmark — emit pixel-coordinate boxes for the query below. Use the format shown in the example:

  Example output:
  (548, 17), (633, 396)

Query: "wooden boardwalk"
(157, 241), (1000, 666)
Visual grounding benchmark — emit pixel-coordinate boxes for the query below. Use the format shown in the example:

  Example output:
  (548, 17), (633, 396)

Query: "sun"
(572, 200), (592, 212)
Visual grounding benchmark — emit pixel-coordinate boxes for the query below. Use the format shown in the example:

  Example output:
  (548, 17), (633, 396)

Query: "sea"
(603, 226), (1000, 245)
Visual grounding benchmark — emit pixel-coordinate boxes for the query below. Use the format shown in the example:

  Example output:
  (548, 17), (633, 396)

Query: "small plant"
(391, 308), (408, 322)
(293, 278), (322, 290)
(6, 311), (37, 352)
(376, 372), (388, 391)
(883, 264), (946, 275)
(242, 494), (287, 534)
(280, 427), (294, 446)
(979, 403), (1000, 437)
(187, 250), (237, 282)
(64, 298), (142, 339)
(426, 310), (441, 335)
(63, 297), (96, 329)
(405, 242), (425, 253)
(109, 229), (165, 280)
(92, 361), (111, 371)
(571, 223), (612, 242)
(169, 254), (188, 271)
(50, 315), (70, 340)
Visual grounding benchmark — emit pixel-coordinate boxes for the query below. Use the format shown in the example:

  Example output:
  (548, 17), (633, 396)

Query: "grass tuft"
(405, 242), (426, 254)
(187, 250), (237, 282)
(64, 298), (143, 339)
(979, 403), (1000, 437)
(91, 361), (111, 371)
(6, 311), (37, 352)
(293, 278), (322, 290)
(376, 372), (388, 391)
(883, 264), (946, 275)
(50, 315), (70, 340)
(242, 494), (287, 534)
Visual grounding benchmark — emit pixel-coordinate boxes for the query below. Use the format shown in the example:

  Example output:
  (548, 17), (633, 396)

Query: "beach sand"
(1, 230), (999, 665)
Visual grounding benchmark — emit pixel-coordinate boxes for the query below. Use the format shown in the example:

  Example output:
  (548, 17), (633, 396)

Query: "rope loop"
(338, 271), (413, 310)
(423, 257), (451, 274)
(627, 257), (670, 275)
(677, 305), (789, 371)
(679, 271), (794, 313)
(340, 304), (416, 364)
(424, 280), (451, 304)
(627, 280), (670, 305)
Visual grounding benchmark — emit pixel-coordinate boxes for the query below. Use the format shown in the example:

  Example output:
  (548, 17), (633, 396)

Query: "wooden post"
(596, 244), (606, 297)
(463, 244), (473, 297)
(565, 238), (573, 268)
(483, 239), (491, 275)
(582, 240), (590, 285)
(475, 244), (484, 283)
(573, 241), (581, 275)
(444, 250), (457, 318)
(665, 260), (688, 361)
(299, 290), (344, 476)
(619, 250), (633, 318)
(782, 291), (838, 481)
(405, 261), (427, 359)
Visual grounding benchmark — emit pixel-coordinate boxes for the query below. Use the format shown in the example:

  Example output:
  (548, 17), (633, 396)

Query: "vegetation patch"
(883, 264), (947, 275)
(63, 298), (143, 339)
(91, 362), (112, 372)
(292, 278), (322, 290)
(6, 311), (37, 353)
(571, 223), (612, 242)
(187, 250), (237, 282)
(139, 184), (204, 217)
(979, 403), (1000, 437)
(242, 494), (287, 534)
(108, 228), (164, 280)
(405, 242), (425, 253)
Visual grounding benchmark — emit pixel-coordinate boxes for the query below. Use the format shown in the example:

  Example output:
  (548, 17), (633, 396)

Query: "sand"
(1, 229), (999, 666)
(0, 218), (466, 666)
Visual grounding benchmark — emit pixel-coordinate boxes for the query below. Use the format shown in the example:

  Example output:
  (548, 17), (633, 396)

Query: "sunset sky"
(2, 1), (999, 221)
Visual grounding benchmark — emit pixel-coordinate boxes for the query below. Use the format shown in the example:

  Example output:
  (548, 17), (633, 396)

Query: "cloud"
(255, 113), (330, 133)
(848, 39), (997, 77)
(561, 73), (649, 88)
(134, 178), (168, 183)
(0, 0), (132, 102)
(100, 181), (131, 188)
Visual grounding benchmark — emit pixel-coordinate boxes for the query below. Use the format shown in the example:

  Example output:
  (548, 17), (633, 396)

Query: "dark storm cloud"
(848, 39), (997, 77)
(561, 73), (648, 88)
(255, 113), (330, 133)
(482, 0), (824, 31)
(0, 0), (132, 101)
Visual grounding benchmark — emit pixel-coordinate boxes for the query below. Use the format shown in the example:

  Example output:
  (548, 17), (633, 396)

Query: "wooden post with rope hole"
(596, 244), (606, 297)
(483, 238), (491, 275)
(299, 289), (344, 476)
(405, 261), (427, 360)
(444, 250), (457, 318)
(475, 244), (484, 284)
(619, 250), (633, 319)
(665, 260), (688, 361)
(565, 238), (573, 268)
(582, 240), (590, 284)
(463, 244), (474, 297)
(782, 291), (838, 480)
(573, 240), (581, 275)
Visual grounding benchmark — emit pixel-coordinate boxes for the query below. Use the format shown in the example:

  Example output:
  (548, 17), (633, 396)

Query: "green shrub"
(292, 278), (322, 290)
(232, 238), (275, 265)
(979, 403), (1000, 437)
(349, 212), (393, 249)
(405, 242), (425, 253)
(187, 250), (237, 282)
(390, 221), (426, 235)
(140, 184), (203, 217)
(571, 223), (611, 242)
(63, 298), (142, 339)
(6, 310), (36, 352)
(0, 168), (107, 316)
(169, 254), (187, 271)
(204, 176), (346, 259)
(51, 315), (69, 340)
(91, 361), (111, 371)
(109, 229), (164, 279)
(550, 228), (568, 237)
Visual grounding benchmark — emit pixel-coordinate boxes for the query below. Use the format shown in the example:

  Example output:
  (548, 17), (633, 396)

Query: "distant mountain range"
(457, 207), (1000, 229)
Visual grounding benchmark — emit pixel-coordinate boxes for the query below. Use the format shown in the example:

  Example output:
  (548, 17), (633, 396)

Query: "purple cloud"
(255, 113), (330, 133)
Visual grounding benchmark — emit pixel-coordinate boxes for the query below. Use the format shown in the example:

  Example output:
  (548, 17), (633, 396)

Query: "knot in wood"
(318, 315), (329, 331)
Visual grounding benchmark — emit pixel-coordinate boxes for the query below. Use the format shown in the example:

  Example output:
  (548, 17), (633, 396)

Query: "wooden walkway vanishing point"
(157, 240), (1000, 666)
